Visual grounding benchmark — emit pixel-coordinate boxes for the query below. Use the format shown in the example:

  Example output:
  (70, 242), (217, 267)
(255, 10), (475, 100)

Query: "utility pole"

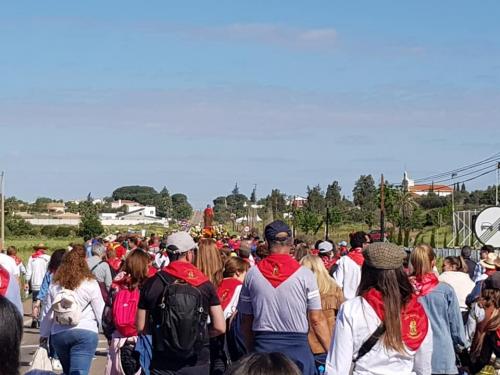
(496, 162), (500, 207)
(325, 205), (329, 241)
(451, 172), (457, 245)
(380, 174), (385, 242)
(0, 171), (4, 251)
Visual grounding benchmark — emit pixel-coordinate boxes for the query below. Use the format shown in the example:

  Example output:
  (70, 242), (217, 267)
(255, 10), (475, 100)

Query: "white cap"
(338, 241), (347, 247)
(104, 234), (117, 242)
(318, 241), (333, 254)
(166, 232), (197, 254)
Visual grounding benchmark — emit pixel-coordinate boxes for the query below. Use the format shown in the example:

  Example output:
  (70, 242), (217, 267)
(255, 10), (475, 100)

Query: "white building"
(403, 172), (453, 197)
(110, 200), (143, 211)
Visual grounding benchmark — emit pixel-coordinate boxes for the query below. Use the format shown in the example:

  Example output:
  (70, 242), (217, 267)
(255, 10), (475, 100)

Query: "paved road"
(20, 300), (107, 375)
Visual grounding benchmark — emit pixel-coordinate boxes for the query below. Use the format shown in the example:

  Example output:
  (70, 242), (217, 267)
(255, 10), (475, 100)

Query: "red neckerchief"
(147, 265), (157, 278)
(410, 273), (439, 296)
(347, 248), (365, 266)
(107, 258), (122, 272)
(257, 253), (300, 288)
(163, 261), (209, 287)
(321, 255), (337, 271)
(0, 265), (10, 296)
(113, 244), (127, 259)
(217, 278), (242, 311)
(363, 288), (429, 351)
(10, 255), (22, 266)
(32, 249), (45, 259)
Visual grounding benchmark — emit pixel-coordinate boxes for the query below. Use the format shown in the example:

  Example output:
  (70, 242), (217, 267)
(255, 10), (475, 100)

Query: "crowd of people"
(0, 221), (499, 375)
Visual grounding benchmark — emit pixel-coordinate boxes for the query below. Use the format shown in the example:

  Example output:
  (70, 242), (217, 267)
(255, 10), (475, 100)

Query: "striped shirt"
(238, 265), (321, 333)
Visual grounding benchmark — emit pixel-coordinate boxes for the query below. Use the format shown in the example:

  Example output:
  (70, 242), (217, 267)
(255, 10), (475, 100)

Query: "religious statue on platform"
(203, 204), (214, 228)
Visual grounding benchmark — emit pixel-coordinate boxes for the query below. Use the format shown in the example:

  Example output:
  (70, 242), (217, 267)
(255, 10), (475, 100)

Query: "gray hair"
(91, 243), (106, 257)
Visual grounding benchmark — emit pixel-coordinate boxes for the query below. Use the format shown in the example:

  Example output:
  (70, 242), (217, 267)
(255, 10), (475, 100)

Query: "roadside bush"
(54, 226), (73, 237)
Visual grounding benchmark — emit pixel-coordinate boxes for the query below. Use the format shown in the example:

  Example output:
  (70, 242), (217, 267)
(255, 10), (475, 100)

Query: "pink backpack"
(112, 287), (140, 337)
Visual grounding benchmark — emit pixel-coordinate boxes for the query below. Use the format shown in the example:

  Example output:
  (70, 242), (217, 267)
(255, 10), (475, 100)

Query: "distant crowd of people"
(0, 223), (499, 375)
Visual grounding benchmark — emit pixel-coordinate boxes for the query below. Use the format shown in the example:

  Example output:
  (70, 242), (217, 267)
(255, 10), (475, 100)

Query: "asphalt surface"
(20, 299), (108, 375)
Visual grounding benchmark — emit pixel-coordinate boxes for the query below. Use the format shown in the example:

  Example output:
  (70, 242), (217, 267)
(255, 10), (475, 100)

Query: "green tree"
(29, 197), (54, 213)
(250, 186), (257, 203)
(261, 189), (288, 221)
(156, 186), (172, 218)
(171, 193), (193, 220)
(306, 185), (325, 215)
(65, 201), (80, 213)
(213, 196), (231, 223)
(232, 183), (240, 196)
(353, 175), (377, 228)
(293, 208), (322, 235)
(325, 181), (342, 209)
(112, 186), (159, 206)
(78, 202), (104, 238)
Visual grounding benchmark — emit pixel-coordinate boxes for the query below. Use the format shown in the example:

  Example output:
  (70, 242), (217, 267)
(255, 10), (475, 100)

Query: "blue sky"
(1, 1), (499, 208)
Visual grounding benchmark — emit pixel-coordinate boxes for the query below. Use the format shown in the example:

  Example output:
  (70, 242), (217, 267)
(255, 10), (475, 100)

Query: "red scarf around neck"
(410, 273), (439, 296)
(0, 266), (10, 296)
(163, 261), (209, 287)
(107, 258), (122, 272)
(347, 248), (365, 266)
(363, 288), (429, 351)
(257, 253), (300, 288)
(217, 278), (242, 311)
(32, 249), (45, 259)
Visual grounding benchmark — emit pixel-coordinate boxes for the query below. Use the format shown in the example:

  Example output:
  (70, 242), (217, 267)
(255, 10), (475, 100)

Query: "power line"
(414, 151), (500, 183)
(431, 167), (497, 191)
(429, 162), (499, 184)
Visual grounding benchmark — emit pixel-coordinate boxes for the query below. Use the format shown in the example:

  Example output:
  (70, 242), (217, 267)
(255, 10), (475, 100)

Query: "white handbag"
(25, 346), (55, 375)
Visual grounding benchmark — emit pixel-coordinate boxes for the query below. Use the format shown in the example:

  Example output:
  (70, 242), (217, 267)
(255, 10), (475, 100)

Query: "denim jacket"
(418, 282), (466, 374)
(36, 271), (52, 303)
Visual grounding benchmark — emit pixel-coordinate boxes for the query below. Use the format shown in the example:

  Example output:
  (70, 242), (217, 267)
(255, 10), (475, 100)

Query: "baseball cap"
(264, 220), (292, 242)
(338, 241), (347, 247)
(318, 241), (334, 254)
(166, 232), (197, 254)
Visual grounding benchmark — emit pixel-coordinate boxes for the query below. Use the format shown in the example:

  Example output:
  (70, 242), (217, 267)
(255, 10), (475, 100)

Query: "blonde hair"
(195, 238), (224, 288)
(410, 244), (435, 276)
(300, 255), (337, 295)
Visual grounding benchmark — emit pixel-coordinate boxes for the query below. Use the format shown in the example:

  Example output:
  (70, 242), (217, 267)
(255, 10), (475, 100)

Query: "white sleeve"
(325, 303), (353, 375)
(89, 281), (105, 328)
(25, 257), (33, 283)
(412, 319), (433, 375)
(332, 258), (344, 288)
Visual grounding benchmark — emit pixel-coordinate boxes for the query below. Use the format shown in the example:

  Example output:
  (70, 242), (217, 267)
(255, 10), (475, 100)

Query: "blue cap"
(264, 220), (292, 242)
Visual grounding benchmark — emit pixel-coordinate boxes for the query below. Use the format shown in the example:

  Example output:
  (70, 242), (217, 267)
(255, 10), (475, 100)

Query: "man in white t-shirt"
(332, 231), (370, 299)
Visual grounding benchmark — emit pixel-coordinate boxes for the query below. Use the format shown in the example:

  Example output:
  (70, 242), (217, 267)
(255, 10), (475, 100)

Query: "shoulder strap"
(91, 261), (105, 273)
(353, 324), (386, 363)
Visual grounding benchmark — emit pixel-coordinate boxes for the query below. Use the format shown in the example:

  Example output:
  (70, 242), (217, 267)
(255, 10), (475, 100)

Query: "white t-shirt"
(438, 271), (475, 312)
(0, 253), (20, 277)
(325, 296), (433, 375)
(332, 256), (362, 300)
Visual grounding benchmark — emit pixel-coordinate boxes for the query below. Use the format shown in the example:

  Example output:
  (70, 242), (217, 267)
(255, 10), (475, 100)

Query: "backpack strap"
(91, 261), (105, 273)
(353, 324), (386, 363)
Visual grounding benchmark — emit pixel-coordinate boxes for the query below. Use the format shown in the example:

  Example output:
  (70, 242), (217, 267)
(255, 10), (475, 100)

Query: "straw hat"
(480, 252), (499, 270)
(33, 243), (48, 250)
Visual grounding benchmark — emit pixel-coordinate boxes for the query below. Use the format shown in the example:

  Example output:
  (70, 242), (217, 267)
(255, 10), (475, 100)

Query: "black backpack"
(151, 272), (207, 359)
